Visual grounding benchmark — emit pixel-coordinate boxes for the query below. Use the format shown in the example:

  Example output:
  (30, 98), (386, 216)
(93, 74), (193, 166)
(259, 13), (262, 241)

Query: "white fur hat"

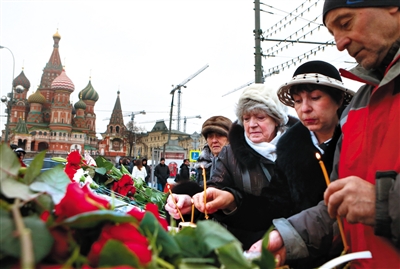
(236, 84), (289, 126)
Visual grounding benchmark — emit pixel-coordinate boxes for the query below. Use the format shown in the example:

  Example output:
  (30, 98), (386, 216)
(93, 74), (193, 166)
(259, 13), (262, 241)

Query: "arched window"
(110, 126), (113, 133)
(116, 126), (120, 133)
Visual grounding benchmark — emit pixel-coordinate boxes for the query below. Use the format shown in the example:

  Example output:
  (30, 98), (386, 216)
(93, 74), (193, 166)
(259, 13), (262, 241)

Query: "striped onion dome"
(13, 69), (30, 90)
(51, 69), (74, 92)
(27, 91), (46, 104)
(79, 80), (99, 102)
(74, 98), (87, 110)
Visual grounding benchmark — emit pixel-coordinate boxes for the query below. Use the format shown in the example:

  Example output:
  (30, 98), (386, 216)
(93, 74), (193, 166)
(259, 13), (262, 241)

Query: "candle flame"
(191, 198), (194, 204)
(200, 164), (204, 169)
(315, 152), (321, 160)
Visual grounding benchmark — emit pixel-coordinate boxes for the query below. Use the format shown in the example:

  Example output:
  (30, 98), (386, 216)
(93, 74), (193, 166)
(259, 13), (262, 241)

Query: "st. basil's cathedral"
(2, 31), (100, 154)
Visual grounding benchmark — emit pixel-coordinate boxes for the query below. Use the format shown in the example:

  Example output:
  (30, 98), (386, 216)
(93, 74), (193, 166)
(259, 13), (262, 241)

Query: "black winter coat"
(275, 121), (341, 214)
(154, 164), (170, 185)
(194, 145), (214, 186)
(179, 163), (190, 181)
(209, 122), (292, 250)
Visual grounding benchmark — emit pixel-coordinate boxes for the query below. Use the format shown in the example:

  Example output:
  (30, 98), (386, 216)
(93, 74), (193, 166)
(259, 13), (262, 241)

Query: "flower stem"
(12, 198), (34, 269)
(156, 257), (175, 269)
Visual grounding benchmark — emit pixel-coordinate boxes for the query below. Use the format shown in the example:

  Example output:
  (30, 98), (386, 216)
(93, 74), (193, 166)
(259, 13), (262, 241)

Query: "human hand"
(192, 187), (235, 214)
(247, 231), (287, 266)
(324, 176), (376, 225)
(164, 194), (192, 219)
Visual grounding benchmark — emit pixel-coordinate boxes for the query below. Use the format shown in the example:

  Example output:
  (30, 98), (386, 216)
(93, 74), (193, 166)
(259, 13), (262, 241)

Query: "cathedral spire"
(108, 91), (124, 125)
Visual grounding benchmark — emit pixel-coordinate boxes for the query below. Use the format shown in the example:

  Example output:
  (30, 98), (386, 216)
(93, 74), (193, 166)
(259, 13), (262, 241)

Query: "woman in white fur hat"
(189, 83), (293, 250)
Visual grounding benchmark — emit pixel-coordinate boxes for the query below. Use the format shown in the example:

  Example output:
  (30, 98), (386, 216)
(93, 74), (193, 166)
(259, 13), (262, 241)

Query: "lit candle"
(167, 185), (185, 223)
(315, 152), (349, 253)
(316, 153), (330, 186)
(191, 198), (195, 224)
(201, 165), (209, 219)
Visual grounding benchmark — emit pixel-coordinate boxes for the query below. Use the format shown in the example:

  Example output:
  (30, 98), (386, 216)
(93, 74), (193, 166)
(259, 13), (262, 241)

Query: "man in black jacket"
(154, 158), (170, 191)
(178, 159), (190, 182)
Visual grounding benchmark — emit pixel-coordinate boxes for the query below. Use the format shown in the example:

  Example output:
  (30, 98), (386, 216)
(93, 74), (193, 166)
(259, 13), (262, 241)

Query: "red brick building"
(2, 31), (99, 155)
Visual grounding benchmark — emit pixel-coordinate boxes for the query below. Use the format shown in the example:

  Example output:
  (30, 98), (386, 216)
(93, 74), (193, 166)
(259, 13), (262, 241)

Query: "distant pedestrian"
(142, 158), (151, 186)
(154, 158), (170, 191)
(132, 159), (147, 182)
(178, 159), (190, 182)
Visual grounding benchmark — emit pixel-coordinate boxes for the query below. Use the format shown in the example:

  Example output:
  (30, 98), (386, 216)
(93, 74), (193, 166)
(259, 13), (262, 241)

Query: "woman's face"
(293, 89), (340, 138)
(207, 132), (229, 156)
(243, 111), (277, 143)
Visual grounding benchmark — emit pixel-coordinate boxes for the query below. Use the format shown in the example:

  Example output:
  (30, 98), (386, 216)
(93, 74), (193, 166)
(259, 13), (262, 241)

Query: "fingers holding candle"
(167, 186), (185, 222)
(200, 164), (208, 219)
(192, 188), (236, 215)
(191, 198), (195, 224)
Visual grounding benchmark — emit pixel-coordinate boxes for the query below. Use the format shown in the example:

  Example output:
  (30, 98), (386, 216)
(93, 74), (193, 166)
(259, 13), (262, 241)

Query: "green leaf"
(139, 212), (181, 259)
(23, 150), (46, 184)
(57, 210), (138, 229)
(120, 164), (131, 175)
(95, 156), (114, 171)
(178, 261), (219, 269)
(51, 156), (67, 163)
(216, 242), (255, 269)
(1, 178), (39, 200)
(196, 220), (238, 256)
(0, 144), (20, 183)
(173, 227), (203, 258)
(259, 227), (276, 269)
(29, 165), (70, 204)
(95, 167), (107, 175)
(98, 239), (140, 268)
(0, 209), (53, 262)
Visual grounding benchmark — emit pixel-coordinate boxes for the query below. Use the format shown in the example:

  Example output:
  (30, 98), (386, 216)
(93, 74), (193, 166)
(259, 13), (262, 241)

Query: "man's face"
(206, 132), (228, 156)
(325, 7), (400, 70)
(184, 160), (189, 165)
(161, 160), (165, 165)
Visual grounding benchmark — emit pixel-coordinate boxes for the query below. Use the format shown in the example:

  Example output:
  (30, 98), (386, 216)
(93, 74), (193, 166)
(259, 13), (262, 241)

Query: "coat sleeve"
(384, 172), (400, 248)
(273, 201), (336, 261)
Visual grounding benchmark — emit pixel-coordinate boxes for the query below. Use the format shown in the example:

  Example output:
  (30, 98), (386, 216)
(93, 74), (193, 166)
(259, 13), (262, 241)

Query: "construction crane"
(168, 64), (209, 145)
(103, 110), (146, 122)
(138, 115), (201, 133)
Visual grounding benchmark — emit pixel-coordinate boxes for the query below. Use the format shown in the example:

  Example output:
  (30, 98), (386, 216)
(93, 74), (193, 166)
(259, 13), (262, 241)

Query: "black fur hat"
(323, 0), (400, 25)
(277, 61), (355, 107)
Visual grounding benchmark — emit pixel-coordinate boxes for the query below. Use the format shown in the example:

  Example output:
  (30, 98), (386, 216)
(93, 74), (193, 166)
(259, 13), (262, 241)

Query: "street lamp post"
(130, 110), (145, 158)
(0, 45), (15, 144)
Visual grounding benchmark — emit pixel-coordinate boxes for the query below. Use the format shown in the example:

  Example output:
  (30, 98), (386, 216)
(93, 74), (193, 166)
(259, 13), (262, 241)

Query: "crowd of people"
(165, 0), (400, 268)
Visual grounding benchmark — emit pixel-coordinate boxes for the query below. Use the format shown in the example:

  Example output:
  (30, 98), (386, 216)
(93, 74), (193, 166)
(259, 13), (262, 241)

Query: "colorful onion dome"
(13, 69), (30, 90)
(74, 99), (87, 110)
(71, 106), (76, 115)
(27, 90), (46, 104)
(79, 80), (99, 102)
(51, 69), (74, 92)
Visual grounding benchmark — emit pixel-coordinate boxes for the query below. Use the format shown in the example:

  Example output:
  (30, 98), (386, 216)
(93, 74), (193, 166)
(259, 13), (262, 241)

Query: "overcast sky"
(0, 0), (363, 138)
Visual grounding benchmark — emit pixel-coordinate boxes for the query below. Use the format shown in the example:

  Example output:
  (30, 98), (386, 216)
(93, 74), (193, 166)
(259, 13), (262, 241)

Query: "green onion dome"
(79, 80), (99, 102)
(27, 90), (46, 104)
(74, 99), (87, 110)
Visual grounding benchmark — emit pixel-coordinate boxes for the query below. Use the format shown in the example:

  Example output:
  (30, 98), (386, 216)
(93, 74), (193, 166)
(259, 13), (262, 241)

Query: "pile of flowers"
(0, 144), (276, 268)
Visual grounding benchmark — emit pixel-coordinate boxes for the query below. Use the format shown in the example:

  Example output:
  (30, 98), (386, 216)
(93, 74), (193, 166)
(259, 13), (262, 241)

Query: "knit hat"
(201, 116), (232, 139)
(277, 61), (355, 107)
(236, 84), (289, 126)
(323, 0), (400, 24)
